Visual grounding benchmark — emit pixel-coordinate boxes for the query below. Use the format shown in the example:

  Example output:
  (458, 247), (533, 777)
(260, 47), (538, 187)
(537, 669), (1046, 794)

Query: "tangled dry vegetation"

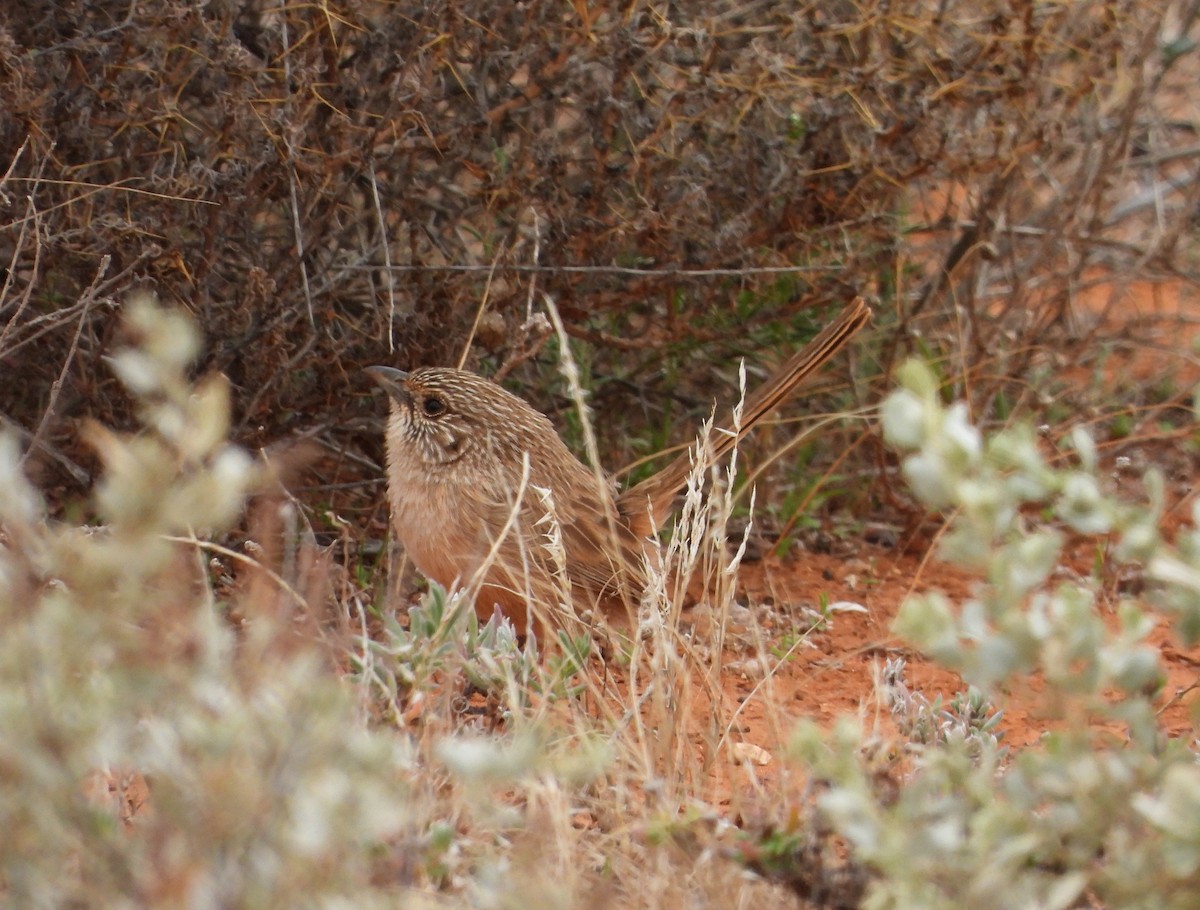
(2, 1), (1200, 908)
(2, 0), (1196, 484)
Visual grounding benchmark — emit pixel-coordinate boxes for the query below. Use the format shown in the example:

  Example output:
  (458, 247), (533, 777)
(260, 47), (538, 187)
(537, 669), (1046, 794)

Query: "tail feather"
(617, 296), (870, 537)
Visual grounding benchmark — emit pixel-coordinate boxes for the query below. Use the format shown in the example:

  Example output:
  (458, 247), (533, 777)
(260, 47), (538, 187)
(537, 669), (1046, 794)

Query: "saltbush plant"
(788, 361), (1200, 909)
(0, 297), (413, 906)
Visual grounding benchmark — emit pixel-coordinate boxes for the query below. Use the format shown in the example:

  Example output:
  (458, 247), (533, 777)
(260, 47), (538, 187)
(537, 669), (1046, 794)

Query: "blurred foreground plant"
(784, 361), (1200, 909)
(0, 296), (410, 907)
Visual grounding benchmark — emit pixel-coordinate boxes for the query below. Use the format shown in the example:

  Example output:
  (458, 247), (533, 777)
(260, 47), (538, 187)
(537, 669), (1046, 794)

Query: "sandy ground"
(698, 274), (1200, 809)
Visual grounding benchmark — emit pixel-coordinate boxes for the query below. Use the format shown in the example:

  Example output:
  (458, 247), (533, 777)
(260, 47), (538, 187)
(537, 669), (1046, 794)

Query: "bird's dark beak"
(366, 365), (413, 408)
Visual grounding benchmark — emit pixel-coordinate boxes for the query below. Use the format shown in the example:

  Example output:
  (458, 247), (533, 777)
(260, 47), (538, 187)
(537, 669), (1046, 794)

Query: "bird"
(367, 297), (870, 636)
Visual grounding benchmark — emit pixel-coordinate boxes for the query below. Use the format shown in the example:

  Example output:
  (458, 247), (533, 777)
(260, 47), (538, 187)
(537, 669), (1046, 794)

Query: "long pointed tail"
(617, 296), (871, 536)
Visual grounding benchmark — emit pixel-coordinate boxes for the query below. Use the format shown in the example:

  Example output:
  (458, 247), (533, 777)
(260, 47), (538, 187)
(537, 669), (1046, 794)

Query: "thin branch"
(349, 263), (841, 277)
(22, 256), (110, 471)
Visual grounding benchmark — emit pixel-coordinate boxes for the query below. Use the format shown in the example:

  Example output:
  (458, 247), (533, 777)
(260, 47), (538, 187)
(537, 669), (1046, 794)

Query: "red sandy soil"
(703, 276), (1200, 807)
(717, 535), (1200, 787)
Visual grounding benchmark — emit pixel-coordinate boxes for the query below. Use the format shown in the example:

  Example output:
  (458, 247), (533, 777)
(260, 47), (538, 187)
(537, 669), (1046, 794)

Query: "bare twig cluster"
(0, 1), (1193, 494)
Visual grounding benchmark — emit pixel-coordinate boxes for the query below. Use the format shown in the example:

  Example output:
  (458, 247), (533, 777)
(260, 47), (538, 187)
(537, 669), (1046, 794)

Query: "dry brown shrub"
(0, 0), (1194, 496)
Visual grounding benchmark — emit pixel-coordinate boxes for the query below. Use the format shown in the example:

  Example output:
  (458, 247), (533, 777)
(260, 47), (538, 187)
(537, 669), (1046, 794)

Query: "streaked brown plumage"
(368, 297), (870, 634)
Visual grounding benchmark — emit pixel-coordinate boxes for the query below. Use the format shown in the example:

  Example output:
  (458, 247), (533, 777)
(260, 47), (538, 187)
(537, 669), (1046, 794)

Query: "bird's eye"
(422, 396), (446, 417)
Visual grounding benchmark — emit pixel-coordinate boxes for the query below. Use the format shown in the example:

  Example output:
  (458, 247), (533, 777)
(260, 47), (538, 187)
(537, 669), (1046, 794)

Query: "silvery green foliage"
(881, 657), (1004, 761)
(792, 360), (1200, 910)
(0, 297), (409, 907)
